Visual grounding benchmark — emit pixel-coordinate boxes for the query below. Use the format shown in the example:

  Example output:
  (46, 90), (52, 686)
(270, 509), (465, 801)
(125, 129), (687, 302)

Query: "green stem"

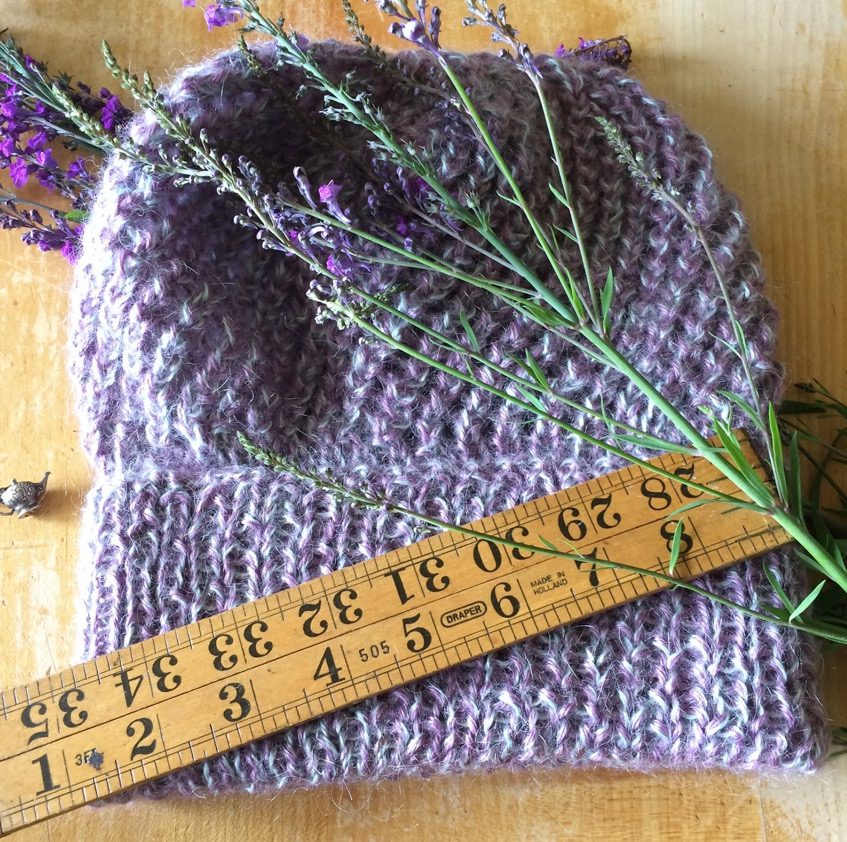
(0, 189), (70, 217)
(244, 434), (847, 646)
(532, 75), (600, 325)
(352, 283), (698, 453)
(576, 327), (772, 500)
(341, 306), (755, 506)
(770, 508), (847, 592)
(576, 327), (847, 595)
(438, 58), (586, 321)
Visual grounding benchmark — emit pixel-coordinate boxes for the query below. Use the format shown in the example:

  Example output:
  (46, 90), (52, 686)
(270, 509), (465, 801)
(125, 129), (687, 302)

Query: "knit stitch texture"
(71, 41), (829, 796)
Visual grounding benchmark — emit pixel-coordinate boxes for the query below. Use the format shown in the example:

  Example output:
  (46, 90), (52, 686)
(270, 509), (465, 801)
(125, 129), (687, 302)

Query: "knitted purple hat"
(71, 41), (828, 796)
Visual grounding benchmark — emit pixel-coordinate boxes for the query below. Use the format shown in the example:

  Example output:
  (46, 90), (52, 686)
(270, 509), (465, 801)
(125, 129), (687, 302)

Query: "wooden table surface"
(0, 1), (845, 839)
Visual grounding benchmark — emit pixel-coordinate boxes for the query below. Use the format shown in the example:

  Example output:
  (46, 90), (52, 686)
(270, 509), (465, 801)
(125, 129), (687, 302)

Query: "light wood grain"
(0, 1), (844, 840)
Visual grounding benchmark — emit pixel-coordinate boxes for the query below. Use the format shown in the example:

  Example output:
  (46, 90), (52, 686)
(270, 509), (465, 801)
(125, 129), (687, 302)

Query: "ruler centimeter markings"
(0, 432), (791, 836)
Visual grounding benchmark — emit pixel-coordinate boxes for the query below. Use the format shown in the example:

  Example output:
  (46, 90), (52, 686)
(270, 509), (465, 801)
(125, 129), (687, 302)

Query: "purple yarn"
(70, 42), (828, 796)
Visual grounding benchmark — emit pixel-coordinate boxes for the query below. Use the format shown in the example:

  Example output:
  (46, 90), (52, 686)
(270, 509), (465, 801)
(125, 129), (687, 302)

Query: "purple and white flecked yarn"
(70, 42), (828, 796)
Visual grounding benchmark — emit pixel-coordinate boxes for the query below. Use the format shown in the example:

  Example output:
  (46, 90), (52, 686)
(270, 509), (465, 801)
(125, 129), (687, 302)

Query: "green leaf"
(833, 540), (845, 572)
(552, 223), (579, 244)
(711, 417), (746, 464)
(787, 431), (802, 518)
(516, 384), (546, 414)
(521, 301), (572, 328)
(522, 350), (551, 391)
(793, 545), (828, 577)
(788, 580), (827, 623)
(811, 511), (846, 571)
(614, 432), (698, 454)
(710, 418), (771, 499)
(496, 190), (522, 208)
(737, 328), (750, 361)
(63, 209), (87, 223)
(458, 310), (479, 352)
(763, 563), (795, 613)
(601, 266), (615, 332)
(778, 399), (828, 416)
(710, 332), (745, 362)
(668, 519), (685, 576)
(671, 499), (713, 518)
(717, 389), (765, 430)
(547, 181), (570, 208)
(768, 402), (788, 504)
(539, 536), (560, 553)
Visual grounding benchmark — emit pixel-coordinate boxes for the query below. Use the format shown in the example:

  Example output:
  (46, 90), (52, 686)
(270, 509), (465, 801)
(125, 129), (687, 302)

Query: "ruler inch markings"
(0, 433), (789, 835)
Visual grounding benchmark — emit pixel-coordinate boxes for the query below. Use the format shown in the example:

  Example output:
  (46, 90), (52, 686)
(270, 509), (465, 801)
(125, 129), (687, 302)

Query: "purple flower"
(429, 6), (442, 46)
(384, 0), (442, 55)
(326, 254), (342, 276)
(318, 180), (342, 204)
(100, 95), (129, 132)
(318, 180), (351, 223)
(67, 158), (89, 181)
(61, 236), (79, 262)
(364, 182), (379, 211)
(388, 19), (440, 55)
(204, 3), (242, 30)
(0, 101), (21, 119)
(183, 0), (196, 6)
(324, 250), (364, 281)
(23, 55), (44, 72)
(9, 156), (29, 188)
(292, 166), (316, 207)
(33, 148), (57, 169)
(556, 36), (632, 70)
(397, 172), (429, 205)
(394, 19), (425, 43)
(25, 130), (49, 152)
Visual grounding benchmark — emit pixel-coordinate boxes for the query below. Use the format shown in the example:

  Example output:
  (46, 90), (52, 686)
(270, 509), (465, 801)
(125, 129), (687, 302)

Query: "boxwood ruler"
(0, 433), (788, 835)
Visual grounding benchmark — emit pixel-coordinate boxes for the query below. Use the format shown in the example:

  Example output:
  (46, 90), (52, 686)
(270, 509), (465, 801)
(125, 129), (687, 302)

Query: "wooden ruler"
(0, 434), (789, 835)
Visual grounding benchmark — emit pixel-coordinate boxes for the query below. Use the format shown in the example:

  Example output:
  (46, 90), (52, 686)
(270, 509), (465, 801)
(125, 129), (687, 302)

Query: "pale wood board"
(0, 1), (844, 840)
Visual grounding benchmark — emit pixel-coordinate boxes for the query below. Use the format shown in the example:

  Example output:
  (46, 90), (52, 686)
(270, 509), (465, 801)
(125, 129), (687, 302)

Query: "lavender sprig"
(0, 188), (81, 258)
(376, 0), (443, 56)
(462, 0), (539, 75)
(173, 2), (788, 497)
(0, 33), (132, 154)
(182, 0), (244, 30)
(0, 32), (135, 256)
(341, 0), (390, 67)
(556, 36), (632, 70)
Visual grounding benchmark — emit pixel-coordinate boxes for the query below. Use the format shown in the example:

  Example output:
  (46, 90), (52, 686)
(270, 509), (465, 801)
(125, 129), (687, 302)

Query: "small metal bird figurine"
(0, 471), (50, 517)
